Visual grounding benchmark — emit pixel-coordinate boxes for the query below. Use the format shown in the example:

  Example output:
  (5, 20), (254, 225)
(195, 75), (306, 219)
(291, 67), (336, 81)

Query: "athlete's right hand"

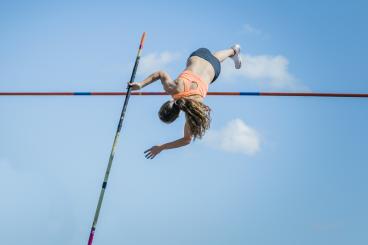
(129, 82), (143, 91)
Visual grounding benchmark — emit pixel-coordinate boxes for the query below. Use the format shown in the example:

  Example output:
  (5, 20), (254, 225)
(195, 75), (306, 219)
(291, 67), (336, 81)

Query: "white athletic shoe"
(231, 44), (242, 69)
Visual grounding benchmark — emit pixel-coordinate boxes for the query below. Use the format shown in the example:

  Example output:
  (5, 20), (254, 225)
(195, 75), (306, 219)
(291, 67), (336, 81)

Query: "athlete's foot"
(230, 44), (242, 69)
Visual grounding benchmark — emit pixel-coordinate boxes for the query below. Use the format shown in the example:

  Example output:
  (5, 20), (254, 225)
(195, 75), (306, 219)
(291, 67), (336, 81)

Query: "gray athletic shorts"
(189, 48), (221, 83)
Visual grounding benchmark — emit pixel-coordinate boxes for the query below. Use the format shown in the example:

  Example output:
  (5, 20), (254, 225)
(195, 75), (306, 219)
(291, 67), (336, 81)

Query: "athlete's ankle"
(230, 48), (236, 57)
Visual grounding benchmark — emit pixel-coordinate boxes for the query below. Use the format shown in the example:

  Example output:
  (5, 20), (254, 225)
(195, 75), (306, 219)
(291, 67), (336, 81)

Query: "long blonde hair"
(158, 98), (211, 139)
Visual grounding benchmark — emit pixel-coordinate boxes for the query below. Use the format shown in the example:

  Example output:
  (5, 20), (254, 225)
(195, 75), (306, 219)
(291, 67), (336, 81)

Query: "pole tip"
(140, 32), (147, 48)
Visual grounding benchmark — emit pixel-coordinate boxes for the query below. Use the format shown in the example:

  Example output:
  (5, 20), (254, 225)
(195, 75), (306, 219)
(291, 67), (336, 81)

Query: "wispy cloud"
(242, 23), (263, 36)
(222, 54), (308, 91)
(203, 119), (261, 156)
(138, 51), (181, 76)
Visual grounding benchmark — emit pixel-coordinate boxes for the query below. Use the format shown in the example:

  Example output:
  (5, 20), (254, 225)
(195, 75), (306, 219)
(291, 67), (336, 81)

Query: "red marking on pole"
(139, 32), (146, 49)
(87, 228), (95, 245)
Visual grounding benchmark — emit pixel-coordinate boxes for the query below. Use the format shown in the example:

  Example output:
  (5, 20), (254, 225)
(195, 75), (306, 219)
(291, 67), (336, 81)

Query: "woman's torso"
(171, 56), (216, 101)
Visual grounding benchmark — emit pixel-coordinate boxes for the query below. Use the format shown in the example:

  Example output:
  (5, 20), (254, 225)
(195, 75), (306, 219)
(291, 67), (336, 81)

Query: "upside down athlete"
(130, 45), (242, 159)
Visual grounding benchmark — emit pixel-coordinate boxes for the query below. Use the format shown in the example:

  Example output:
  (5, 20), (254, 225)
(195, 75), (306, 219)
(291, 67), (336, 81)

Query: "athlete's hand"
(144, 145), (163, 159)
(129, 82), (143, 91)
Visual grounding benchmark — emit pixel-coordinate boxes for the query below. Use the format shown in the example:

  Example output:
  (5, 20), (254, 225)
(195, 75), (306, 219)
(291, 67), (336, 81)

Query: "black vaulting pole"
(87, 32), (147, 245)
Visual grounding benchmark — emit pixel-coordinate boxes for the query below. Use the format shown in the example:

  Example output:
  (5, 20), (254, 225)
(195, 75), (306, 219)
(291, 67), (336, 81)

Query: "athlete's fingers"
(144, 147), (152, 154)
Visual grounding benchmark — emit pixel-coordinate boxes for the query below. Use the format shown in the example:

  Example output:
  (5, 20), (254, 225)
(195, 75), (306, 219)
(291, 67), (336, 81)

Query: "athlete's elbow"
(157, 70), (168, 78)
(183, 137), (192, 145)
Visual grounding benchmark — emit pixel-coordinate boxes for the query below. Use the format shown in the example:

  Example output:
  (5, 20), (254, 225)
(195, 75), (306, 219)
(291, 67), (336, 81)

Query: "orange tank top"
(172, 70), (208, 100)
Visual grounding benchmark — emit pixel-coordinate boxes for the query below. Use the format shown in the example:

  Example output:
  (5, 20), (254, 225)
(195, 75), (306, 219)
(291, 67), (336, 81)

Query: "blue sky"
(1, 1), (368, 244)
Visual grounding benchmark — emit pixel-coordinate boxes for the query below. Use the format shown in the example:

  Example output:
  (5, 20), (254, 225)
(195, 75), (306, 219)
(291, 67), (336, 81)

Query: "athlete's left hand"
(144, 145), (163, 159)
(129, 82), (143, 91)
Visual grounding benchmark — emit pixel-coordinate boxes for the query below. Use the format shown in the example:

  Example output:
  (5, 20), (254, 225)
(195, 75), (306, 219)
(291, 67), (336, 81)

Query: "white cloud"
(222, 54), (308, 91)
(203, 119), (261, 156)
(138, 51), (181, 76)
(243, 23), (263, 36)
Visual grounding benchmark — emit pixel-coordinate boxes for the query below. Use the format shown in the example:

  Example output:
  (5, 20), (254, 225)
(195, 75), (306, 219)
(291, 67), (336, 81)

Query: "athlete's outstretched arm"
(144, 122), (193, 159)
(129, 70), (175, 92)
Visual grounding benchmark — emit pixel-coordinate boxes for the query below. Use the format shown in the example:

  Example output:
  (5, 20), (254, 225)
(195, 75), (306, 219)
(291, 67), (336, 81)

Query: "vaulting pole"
(87, 32), (146, 245)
